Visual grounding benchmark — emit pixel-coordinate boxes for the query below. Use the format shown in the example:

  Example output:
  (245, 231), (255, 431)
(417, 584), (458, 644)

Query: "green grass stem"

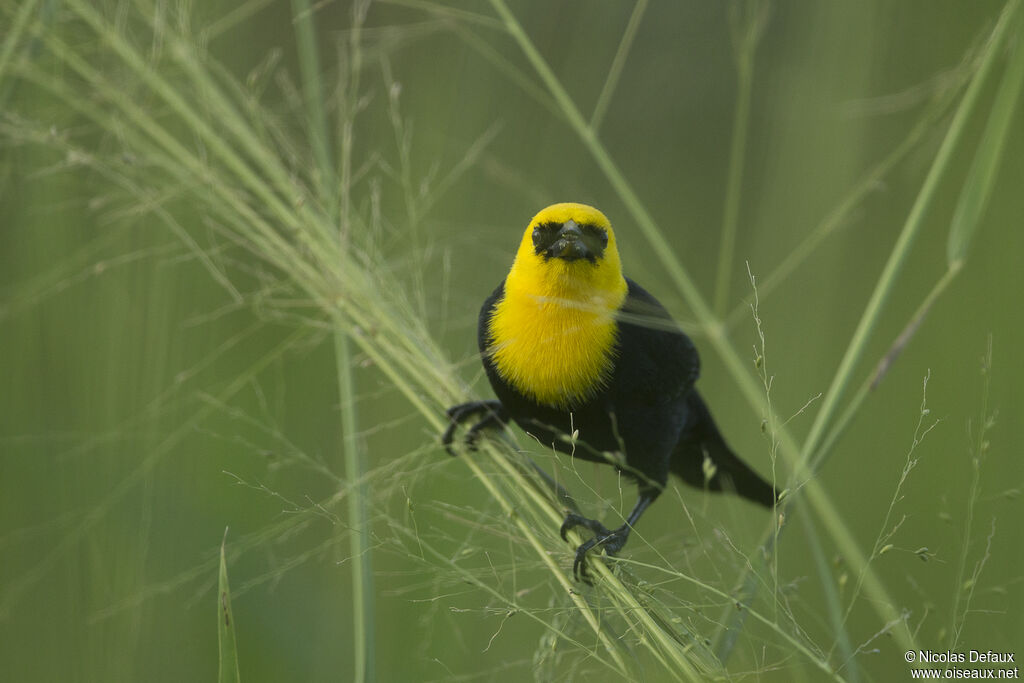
(949, 338), (994, 648)
(292, 0), (335, 207)
(713, 0), (766, 317)
(218, 530), (242, 683)
(801, 512), (858, 683)
(292, 2), (376, 681)
(335, 330), (374, 683)
(0, 0), (41, 86)
(589, 0), (647, 133)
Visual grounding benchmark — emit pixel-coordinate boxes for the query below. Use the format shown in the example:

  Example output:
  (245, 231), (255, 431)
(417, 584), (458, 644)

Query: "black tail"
(670, 391), (777, 508)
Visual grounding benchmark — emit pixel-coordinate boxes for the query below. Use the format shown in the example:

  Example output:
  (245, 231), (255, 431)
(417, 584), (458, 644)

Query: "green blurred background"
(1, 1), (1022, 681)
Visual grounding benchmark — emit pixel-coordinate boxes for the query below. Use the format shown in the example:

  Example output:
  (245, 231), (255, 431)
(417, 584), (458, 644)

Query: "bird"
(443, 202), (776, 580)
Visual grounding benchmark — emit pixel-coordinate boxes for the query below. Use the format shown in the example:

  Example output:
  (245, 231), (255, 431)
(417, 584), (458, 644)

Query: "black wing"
(583, 279), (700, 485)
(612, 278), (700, 406)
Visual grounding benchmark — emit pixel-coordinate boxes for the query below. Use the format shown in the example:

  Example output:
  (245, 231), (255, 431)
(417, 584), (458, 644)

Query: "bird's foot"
(560, 512), (630, 582)
(441, 400), (507, 455)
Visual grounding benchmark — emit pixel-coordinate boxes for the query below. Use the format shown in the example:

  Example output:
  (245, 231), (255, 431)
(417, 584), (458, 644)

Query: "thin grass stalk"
(292, 0), (334, 205)
(0, 0), (42, 86)
(335, 328), (374, 683)
(339, 121), (376, 683)
(801, 512), (859, 683)
(949, 338), (994, 648)
(589, 0), (647, 133)
(713, 0), (765, 317)
(291, 1), (376, 681)
(867, 264), (963, 392)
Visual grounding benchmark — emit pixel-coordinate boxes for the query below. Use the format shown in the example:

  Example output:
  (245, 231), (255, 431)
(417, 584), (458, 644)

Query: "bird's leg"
(560, 485), (660, 582)
(442, 400), (508, 455)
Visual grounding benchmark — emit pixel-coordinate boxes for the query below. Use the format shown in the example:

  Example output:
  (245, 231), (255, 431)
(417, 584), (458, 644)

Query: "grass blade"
(947, 14), (1024, 266)
(218, 530), (241, 683)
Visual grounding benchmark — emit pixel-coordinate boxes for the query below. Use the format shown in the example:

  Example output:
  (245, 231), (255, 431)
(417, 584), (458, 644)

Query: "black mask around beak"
(532, 219), (608, 263)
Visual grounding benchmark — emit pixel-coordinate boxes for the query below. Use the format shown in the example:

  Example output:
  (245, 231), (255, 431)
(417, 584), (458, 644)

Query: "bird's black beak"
(551, 220), (589, 261)
(534, 219), (606, 263)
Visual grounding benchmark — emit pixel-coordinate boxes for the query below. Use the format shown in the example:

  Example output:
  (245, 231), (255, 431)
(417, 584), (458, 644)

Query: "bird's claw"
(560, 512), (627, 582)
(442, 401), (507, 456)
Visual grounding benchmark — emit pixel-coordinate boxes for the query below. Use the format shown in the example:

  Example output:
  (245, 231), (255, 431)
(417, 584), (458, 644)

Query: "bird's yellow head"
(506, 202), (627, 300)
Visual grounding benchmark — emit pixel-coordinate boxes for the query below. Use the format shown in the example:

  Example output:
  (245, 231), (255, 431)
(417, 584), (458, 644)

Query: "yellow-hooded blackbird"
(444, 203), (776, 580)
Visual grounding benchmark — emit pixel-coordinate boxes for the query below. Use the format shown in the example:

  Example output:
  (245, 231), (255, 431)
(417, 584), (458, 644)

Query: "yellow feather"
(488, 203), (628, 408)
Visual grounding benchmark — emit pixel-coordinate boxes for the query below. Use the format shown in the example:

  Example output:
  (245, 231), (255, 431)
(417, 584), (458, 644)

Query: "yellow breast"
(488, 264), (626, 408)
(487, 202), (628, 408)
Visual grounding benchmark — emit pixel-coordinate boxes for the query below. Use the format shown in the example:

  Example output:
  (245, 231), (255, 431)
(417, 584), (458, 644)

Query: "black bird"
(444, 203), (776, 580)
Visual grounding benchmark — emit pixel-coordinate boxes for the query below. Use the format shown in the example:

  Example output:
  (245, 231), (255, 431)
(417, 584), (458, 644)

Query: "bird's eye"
(532, 228), (542, 245)
(582, 224), (609, 248)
